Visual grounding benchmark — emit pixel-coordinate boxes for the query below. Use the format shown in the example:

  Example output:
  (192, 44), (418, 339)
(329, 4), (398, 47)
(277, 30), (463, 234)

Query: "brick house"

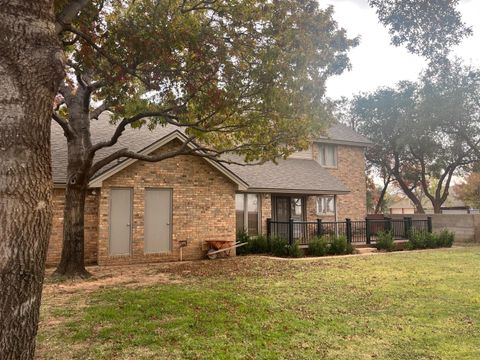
(48, 118), (371, 266)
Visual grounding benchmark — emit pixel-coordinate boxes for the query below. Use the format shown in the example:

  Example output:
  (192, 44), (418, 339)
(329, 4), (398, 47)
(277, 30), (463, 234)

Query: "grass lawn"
(37, 247), (480, 359)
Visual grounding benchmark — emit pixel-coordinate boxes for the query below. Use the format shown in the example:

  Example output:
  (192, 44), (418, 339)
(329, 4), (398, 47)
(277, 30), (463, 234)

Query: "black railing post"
(427, 216), (433, 233)
(267, 218), (271, 239)
(288, 218), (294, 245)
(365, 217), (371, 244)
(346, 218), (352, 244)
(385, 217), (392, 233)
(316, 219), (322, 238)
(404, 217), (412, 238)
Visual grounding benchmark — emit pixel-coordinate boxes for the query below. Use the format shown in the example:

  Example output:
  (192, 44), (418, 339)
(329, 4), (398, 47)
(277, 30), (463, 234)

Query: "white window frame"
(316, 195), (335, 215)
(318, 144), (337, 168)
(236, 193), (261, 235)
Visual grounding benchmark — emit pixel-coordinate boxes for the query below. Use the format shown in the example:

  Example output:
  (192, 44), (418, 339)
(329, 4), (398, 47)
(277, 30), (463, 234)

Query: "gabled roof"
(317, 123), (372, 147)
(51, 115), (248, 190)
(51, 116), (354, 194)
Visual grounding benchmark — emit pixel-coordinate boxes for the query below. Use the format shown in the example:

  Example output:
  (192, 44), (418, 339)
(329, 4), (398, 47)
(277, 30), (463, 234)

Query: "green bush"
(407, 229), (455, 250)
(307, 235), (353, 256)
(285, 242), (302, 258)
(236, 232), (270, 255)
(375, 231), (395, 252)
(328, 235), (350, 255)
(437, 229), (454, 248)
(236, 230), (250, 255)
(269, 237), (301, 257)
(307, 237), (329, 256)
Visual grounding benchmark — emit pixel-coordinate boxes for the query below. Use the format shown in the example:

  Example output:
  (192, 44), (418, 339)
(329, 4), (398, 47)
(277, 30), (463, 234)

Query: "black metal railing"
(267, 217), (432, 245)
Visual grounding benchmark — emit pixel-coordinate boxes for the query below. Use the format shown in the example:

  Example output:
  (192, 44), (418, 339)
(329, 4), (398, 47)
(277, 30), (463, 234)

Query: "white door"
(144, 189), (172, 253)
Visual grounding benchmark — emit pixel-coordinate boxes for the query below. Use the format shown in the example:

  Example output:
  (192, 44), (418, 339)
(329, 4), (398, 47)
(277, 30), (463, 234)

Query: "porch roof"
(225, 158), (350, 194)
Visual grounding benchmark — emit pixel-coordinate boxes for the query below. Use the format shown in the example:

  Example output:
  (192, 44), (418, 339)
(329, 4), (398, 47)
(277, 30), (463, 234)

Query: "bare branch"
(52, 113), (75, 141)
(56, 0), (90, 34)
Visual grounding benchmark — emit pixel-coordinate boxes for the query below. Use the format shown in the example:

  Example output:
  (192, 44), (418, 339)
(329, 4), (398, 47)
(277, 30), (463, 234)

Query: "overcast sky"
(324, 0), (480, 99)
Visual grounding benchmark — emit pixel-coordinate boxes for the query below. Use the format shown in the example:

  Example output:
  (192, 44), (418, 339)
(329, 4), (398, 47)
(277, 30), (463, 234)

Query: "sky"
(324, 0), (480, 99)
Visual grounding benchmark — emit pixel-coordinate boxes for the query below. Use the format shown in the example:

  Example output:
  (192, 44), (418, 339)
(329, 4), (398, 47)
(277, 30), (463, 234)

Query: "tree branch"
(52, 113), (75, 141)
(56, 0), (90, 34)
(90, 102), (109, 120)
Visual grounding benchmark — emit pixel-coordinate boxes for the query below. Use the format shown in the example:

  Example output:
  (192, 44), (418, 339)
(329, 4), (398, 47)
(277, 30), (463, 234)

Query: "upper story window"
(316, 195), (335, 215)
(318, 144), (337, 167)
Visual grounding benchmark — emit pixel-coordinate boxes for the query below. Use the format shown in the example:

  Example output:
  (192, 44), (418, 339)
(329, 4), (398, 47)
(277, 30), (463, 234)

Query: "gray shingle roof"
(225, 159), (349, 194)
(51, 114), (176, 184)
(51, 116), (351, 193)
(318, 123), (372, 146)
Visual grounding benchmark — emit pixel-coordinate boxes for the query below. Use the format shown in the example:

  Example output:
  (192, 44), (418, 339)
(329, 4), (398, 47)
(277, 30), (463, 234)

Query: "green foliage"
(369, 0), (471, 60)
(375, 231), (395, 252)
(58, 0), (359, 162)
(307, 235), (353, 256)
(407, 230), (455, 250)
(268, 237), (301, 258)
(236, 233), (270, 255)
(307, 237), (329, 257)
(436, 229), (455, 248)
(285, 242), (302, 258)
(328, 235), (352, 256)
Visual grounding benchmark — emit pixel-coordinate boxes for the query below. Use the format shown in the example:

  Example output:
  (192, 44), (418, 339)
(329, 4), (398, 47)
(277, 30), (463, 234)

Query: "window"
(318, 144), (337, 167)
(316, 196), (335, 215)
(236, 193), (260, 235)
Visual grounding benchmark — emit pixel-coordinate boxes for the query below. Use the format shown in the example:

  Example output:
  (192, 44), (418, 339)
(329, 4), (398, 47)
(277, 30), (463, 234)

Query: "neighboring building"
(48, 118), (371, 266)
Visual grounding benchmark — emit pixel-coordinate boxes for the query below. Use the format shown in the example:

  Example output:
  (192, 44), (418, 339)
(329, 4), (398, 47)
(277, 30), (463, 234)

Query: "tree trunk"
(374, 177), (391, 214)
(432, 200), (442, 214)
(0, 1), (63, 359)
(53, 183), (91, 278)
(54, 98), (93, 278)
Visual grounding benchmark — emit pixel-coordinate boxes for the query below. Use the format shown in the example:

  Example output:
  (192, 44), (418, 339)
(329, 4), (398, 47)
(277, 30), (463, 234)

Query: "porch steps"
(354, 247), (378, 255)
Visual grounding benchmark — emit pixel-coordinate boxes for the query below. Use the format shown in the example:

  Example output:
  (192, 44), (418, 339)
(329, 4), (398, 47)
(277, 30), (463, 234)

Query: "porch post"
(289, 218), (294, 245)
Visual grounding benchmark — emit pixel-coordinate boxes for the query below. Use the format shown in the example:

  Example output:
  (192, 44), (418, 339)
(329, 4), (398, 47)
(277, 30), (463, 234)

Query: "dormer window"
(318, 144), (337, 167)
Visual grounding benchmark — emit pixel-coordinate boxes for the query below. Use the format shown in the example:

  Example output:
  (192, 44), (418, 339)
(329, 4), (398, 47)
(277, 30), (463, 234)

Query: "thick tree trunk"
(0, 1), (63, 359)
(54, 99), (93, 278)
(432, 200), (442, 214)
(53, 183), (91, 278)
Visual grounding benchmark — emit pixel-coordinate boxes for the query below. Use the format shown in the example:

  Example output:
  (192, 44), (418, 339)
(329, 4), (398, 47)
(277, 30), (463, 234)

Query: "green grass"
(38, 247), (480, 359)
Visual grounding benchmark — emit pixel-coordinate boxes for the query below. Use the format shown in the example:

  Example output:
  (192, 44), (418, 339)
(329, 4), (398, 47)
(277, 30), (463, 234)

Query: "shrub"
(236, 232), (270, 255)
(407, 229), (455, 250)
(307, 237), (329, 256)
(236, 230), (250, 255)
(328, 235), (350, 255)
(248, 235), (270, 254)
(437, 229), (454, 248)
(375, 231), (395, 252)
(269, 237), (301, 257)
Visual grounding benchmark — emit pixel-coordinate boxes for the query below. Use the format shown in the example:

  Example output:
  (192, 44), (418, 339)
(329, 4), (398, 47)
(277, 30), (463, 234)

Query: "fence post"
(288, 218), (294, 245)
(346, 218), (352, 244)
(316, 219), (322, 237)
(267, 218), (271, 239)
(385, 217), (392, 233)
(427, 216), (433, 233)
(404, 217), (412, 237)
(365, 217), (371, 244)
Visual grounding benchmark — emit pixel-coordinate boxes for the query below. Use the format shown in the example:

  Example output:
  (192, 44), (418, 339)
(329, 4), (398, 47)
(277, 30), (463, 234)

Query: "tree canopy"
(352, 61), (480, 213)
